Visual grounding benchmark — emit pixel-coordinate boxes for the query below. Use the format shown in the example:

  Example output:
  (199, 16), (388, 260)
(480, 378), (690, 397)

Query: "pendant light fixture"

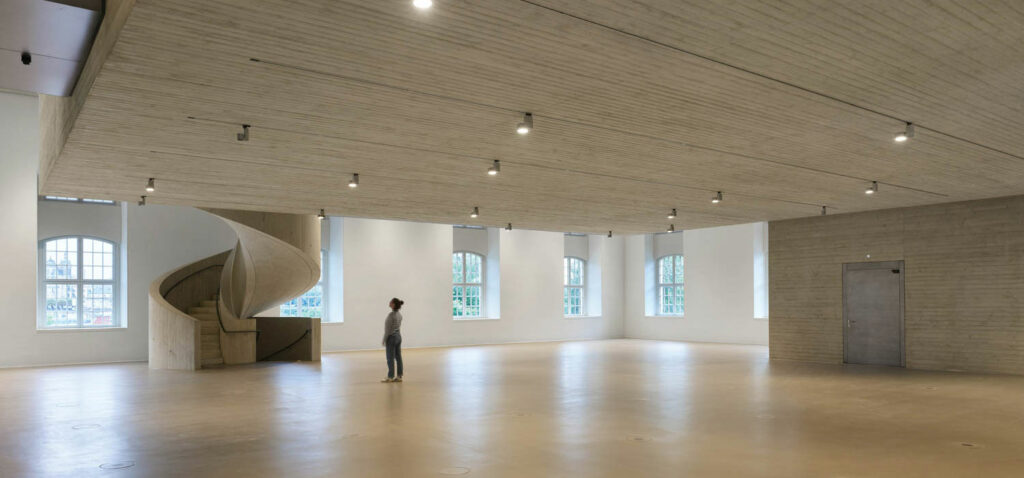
(667, 224), (675, 233)
(821, 206), (828, 216)
(145, 178), (156, 193)
(711, 191), (723, 204)
(348, 173), (359, 188)
(516, 113), (533, 135)
(865, 181), (878, 195)
(488, 160), (500, 176)
(138, 195), (147, 206)
(505, 223), (512, 231)
(317, 209), (326, 220)
(667, 208), (677, 219)
(894, 122), (914, 143)
(470, 207), (479, 218)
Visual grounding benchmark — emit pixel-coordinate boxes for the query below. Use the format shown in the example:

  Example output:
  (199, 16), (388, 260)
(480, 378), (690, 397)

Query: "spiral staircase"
(148, 208), (321, 370)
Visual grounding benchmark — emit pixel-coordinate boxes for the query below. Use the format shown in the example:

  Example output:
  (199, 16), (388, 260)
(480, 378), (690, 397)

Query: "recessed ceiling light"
(711, 191), (723, 204)
(894, 122), (914, 143)
(667, 208), (676, 219)
(488, 160), (500, 176)
(516, 113), (533, 135)
(145, 178), (155, 193)
(865, 181), (878, 195)
(348, 173), (359, 188)
(413, 0), (432, 9)
(470, 207), (479, 218)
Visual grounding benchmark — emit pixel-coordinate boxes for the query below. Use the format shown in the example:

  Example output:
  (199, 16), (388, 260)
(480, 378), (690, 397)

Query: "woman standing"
(381, 298), (404, 383)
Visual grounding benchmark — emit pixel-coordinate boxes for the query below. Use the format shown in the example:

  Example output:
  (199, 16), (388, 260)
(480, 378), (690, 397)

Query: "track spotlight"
(608, 231), (613, 238)
(821, 206), (828, 216)
(488, 160), (500, 176)
(711, 191), (723, 204)
(516, 113), (533, 135)
(470, 207), (479, 218)
(667, 208), (677, 219)
(865, 181), (878, 195)
(667, 224), (675, 233)
(138, 195), (147, 206)
(505, 223), (512, 231)
(348, 173), (359, 188)
(317, 209), (326, 220)
(145, 178), (156, 193)
(413, 0), (432, 9)
(894, 122), (914, 143)
(237, 124), (250, 141)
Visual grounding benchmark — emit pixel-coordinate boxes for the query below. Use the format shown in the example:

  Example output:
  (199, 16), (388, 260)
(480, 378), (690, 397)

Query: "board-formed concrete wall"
(769, 195), (1024, 374)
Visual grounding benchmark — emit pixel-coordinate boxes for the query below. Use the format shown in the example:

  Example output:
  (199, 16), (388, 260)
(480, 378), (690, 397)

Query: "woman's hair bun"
(392, 297), (405, 309)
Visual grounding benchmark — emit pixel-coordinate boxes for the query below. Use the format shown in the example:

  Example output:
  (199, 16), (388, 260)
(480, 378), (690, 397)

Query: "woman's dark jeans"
(386, 333), (403, 379)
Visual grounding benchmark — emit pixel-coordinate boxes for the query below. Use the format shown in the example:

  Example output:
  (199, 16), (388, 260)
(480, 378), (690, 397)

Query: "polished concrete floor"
(1, 340), (1023, 477)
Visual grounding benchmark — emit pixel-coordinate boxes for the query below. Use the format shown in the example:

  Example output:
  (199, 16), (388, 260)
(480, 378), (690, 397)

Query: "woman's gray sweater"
(382, 310), (402, 344)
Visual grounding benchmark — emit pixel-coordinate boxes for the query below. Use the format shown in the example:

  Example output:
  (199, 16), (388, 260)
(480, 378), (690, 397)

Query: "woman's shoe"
(393, 377), (403, 382)
(381, 378), (394, 383)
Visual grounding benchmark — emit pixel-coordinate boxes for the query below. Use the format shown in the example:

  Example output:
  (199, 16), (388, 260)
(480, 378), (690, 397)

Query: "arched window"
(453, 251), (483, 318)
(282, 250), (325, 319)
(39, 236), (119, 328)
(564, 257), (585, 316)
(657, 255), (684, 316)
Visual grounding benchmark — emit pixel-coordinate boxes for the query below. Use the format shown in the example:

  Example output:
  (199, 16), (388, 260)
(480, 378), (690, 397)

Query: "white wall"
(624, 223), (768, 345)
(0, 88), (238, 367)
(321, 218), (624, 351)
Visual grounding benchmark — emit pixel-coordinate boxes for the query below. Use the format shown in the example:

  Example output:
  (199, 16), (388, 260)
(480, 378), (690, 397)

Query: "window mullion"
(77, 238), (84, 327)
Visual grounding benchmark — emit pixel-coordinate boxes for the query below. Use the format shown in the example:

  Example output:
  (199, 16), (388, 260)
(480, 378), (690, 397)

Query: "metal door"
(843, 261), (904, 367)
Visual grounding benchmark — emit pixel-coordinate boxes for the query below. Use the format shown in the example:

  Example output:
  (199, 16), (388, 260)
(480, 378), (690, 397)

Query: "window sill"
(321, 321), (345, 326)
(646, 315), (685, 319)
(753, 317), (769, 321)
(453, 316), (499, 321)
(565, 315), (601, 319)
(36, 326), (128, 333)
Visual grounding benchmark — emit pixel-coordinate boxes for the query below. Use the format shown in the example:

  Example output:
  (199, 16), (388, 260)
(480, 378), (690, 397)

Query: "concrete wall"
(321, 218), (625, 351)
(623, 223), (769, 345)
(770, 195), (1024, 375)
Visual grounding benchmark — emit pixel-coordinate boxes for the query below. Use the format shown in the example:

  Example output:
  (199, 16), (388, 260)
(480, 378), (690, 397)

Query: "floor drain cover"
(439, 466), (470, 475)
(99, 461), (135, 470)
(72, 424), (101, 430)
(629, 435), (651, 442)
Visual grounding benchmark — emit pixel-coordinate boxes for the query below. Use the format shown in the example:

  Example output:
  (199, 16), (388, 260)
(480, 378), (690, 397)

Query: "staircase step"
(201, 334), (220, 347)
(199, 322), (220, 334)
(202, 357), (224, 367)
(202, 347), (222, 359)
(191, 312), (218, 321)
(200, 300), (218, 307)
(188, 306), (216, 315)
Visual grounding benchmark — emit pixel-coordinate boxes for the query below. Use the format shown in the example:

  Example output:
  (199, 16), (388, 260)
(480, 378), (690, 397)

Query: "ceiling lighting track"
(516, 0), (1024, 164)
(243, 62), (948, 199)
(185, 116), (873, 208)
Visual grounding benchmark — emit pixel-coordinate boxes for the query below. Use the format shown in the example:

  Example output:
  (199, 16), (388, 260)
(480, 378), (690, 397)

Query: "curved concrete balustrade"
(149, 209), (320, 370)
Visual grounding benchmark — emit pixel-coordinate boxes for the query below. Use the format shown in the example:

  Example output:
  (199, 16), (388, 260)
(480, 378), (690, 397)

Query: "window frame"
(563, 256), (586, 317)
(452, 250), (485, 319)
(40, 196), (116, 205)
(281, 249), (327, 320)
(656, 254), (685, 316)
(37, 235), (121, 330)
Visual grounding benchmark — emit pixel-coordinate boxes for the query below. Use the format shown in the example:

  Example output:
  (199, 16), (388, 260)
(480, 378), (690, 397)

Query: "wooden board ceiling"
(40, 0), (1024, 234)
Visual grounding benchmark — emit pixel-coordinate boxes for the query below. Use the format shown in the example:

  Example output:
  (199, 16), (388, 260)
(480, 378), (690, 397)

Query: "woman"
(381, 298), (404, 383)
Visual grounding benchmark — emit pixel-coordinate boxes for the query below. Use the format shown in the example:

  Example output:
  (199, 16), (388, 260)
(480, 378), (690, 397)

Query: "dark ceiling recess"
(1, 0), (103, 96)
